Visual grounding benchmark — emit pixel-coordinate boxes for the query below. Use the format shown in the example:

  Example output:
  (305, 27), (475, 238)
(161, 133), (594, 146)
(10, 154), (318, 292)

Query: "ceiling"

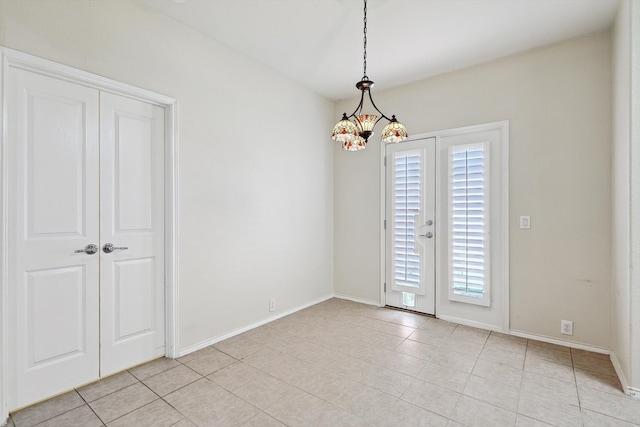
(139, 0), (619, 100)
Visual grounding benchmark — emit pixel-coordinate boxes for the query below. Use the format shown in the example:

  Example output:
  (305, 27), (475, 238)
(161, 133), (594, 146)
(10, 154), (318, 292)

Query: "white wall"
(335, 32), (612, 348)
(612, 0), (632, 391)
(0, 0), (335, 352)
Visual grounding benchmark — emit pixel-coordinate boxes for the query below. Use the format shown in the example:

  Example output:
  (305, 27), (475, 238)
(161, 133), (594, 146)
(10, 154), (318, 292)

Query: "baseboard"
(610, 351), (640, 398)
(176, 293), (334, 358)
(509, 329), (609, 354)
(438, 314), (507, 333)
(333, 293), (382, 307)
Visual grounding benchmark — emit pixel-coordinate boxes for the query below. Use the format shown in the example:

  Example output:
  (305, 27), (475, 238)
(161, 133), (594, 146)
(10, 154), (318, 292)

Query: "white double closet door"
(7, 68), (165, 410)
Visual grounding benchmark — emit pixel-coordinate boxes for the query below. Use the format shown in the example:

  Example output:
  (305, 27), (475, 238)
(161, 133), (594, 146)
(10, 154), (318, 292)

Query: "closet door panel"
(7, 67), (100, 409)
(99, 92), (165, 376)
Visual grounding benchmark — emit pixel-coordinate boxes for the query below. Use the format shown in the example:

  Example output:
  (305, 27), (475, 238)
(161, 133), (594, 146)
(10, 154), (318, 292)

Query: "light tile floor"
(8, 298), (640, 427)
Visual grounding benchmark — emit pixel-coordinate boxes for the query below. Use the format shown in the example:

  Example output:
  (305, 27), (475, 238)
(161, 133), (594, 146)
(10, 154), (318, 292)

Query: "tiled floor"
(7, 298), (640, 427)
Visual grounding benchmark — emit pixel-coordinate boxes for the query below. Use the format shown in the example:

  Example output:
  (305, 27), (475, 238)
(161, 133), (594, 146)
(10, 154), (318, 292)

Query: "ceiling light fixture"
(331, 0), (408, 152)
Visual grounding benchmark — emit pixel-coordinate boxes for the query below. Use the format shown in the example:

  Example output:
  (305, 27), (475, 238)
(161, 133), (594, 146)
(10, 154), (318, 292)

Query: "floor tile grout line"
(102, 397), (168, 426)
(580, 405), (640, 426)
(20, 390), (88, 427)
(139, 359), (205, 388)
(73, 388), (103, 427)
(515, 341), (529, 419)
(94, 379), (164, 426)
(158, 388), (197, 427)
(571, 349), (583, 415)
(74, 371), (142, 405)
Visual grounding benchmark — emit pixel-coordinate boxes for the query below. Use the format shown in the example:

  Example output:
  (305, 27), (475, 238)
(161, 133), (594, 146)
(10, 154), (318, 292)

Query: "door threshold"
(383, 305), (436, 318)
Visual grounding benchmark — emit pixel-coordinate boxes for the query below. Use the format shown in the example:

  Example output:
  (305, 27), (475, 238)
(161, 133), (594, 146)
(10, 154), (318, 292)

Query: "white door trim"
(0, 46), (180, 421)
(380, 121), (509, 331)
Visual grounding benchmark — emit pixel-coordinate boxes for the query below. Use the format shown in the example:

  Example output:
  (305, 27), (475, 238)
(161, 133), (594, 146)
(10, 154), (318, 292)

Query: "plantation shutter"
(393, 152), (422, 290)
(448, 142), (491, 306)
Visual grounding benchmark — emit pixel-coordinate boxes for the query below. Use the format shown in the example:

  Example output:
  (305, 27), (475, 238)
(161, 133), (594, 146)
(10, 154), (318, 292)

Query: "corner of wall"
(611, 0), (633, 391)
(629, 0), (640, 391)
(611, 350), (640, 398)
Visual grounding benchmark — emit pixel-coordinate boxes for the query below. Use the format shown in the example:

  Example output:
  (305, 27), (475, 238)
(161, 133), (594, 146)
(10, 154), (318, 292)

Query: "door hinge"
(384, 219), (386, 230)
(384, 156), (387, 167)
(384, 282), (387, 292)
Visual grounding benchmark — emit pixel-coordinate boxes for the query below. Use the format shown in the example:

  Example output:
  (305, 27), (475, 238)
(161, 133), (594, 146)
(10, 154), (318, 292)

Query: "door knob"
(75, 244), (98, 255)
(419, 232), (433, 238)
(103, 243), (129, 253)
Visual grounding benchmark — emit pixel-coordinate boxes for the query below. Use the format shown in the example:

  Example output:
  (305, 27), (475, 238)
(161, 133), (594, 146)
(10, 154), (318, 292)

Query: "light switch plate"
(520, 216), (531, 229)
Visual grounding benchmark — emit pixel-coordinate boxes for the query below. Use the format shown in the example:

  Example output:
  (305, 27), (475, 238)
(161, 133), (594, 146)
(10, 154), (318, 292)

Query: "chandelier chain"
(363, 0), (367, 78)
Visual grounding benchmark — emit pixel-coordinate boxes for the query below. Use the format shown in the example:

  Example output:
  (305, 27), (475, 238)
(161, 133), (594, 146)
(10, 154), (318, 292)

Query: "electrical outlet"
(269, 299), (276, 312)
(561, 320), (573, 335)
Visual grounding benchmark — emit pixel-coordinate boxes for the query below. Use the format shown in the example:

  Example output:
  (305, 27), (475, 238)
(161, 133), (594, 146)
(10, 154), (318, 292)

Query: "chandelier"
(331, 0), (409, 151)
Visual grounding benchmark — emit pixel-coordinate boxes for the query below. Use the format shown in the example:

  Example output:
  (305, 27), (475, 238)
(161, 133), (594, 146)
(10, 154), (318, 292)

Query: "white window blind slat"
(393, 153), (422, 289)
(448, 143), (490, 305)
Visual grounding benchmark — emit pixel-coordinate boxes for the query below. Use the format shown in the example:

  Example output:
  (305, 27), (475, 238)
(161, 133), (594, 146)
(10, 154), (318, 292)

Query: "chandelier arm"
(366, 88), (394, 122)
(347, 89), (367, 120)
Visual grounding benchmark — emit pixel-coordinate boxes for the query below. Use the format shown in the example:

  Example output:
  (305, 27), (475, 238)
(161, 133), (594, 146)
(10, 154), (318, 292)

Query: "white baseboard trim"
(509, 329), (609, 354)
(438, 315), (507, 333)
(610, 351), (640, 398)
(333, 293), (383, 307)
(176, 293), (334, 358)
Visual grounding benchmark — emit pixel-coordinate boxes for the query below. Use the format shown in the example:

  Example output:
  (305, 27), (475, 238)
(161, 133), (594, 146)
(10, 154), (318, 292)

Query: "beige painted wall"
(0, 0), (335, 351)
(335, 32), (612, 348)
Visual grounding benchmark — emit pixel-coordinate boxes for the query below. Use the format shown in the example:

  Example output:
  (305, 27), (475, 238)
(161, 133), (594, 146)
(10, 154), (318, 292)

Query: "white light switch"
(520, 216), (531, 229)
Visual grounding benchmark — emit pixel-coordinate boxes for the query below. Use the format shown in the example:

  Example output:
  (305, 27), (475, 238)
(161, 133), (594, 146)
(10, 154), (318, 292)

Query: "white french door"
(384, 123), (509, 330)
(385, 137), (436, 315)
(6, 67), (166, 409)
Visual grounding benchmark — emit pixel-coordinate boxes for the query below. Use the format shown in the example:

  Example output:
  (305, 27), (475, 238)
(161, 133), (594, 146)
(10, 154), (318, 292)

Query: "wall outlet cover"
(561, 320), (573, 335)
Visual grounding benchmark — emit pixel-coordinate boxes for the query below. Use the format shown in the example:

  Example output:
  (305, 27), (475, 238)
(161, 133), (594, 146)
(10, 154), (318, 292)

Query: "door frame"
(380, 121), (509, 331)
(0, 46), (180, 419)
